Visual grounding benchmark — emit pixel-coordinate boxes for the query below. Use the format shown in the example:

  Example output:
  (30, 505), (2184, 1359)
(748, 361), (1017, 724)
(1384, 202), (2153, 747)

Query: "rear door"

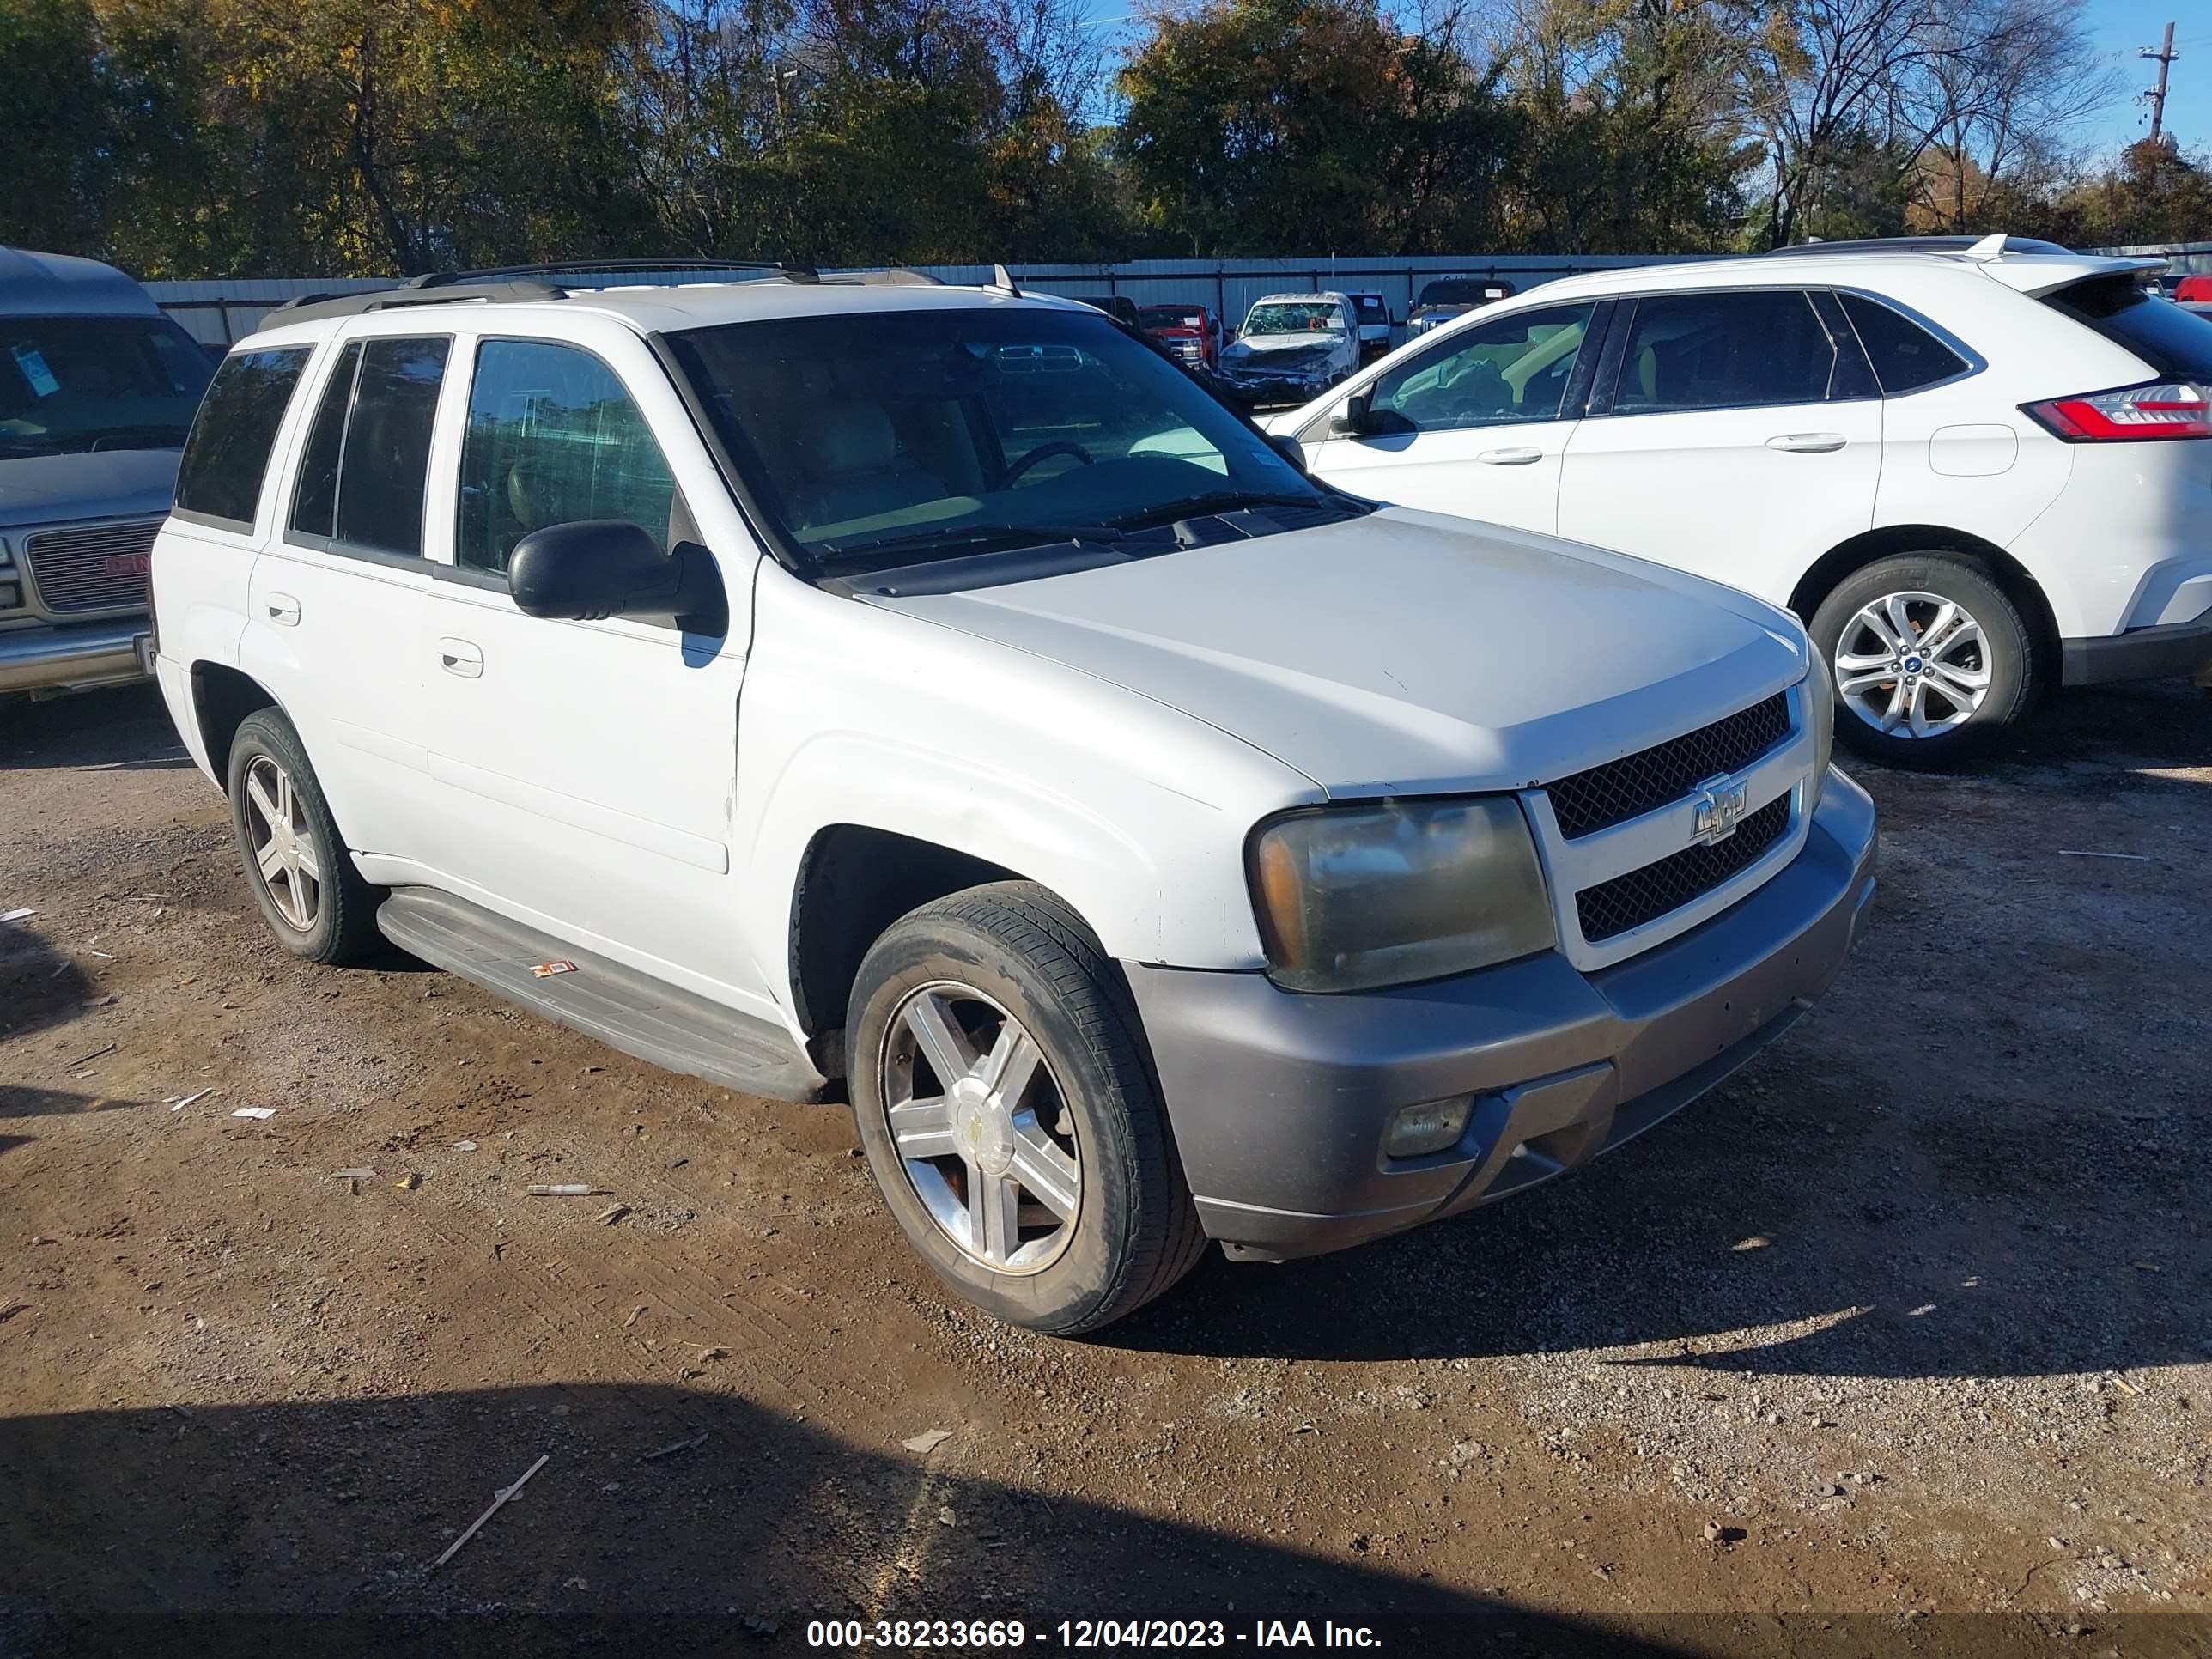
(1556, 288), (1879, 605)
(240, 331), (452, 858)
(1304, 298), (1606, 534)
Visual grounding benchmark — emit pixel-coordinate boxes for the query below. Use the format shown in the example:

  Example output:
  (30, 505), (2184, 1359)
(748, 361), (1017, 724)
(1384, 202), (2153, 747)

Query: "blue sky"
(1079, 0), (2211, 165)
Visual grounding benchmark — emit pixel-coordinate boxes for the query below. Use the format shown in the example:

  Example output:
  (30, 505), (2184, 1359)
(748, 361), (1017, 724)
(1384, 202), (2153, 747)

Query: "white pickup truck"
(150, 266), (1876, 1332)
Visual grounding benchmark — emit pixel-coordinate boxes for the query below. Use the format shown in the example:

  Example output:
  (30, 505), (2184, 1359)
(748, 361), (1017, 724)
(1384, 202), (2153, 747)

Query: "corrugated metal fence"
(144, 254), (1716, 346)
(144, 242), (2212, 346)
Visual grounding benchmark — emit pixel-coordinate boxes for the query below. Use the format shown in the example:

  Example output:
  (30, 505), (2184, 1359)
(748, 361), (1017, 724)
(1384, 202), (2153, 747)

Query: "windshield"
(1138, 305), (1206, 331)
(1354, 296), (1388, 323)
(666, 307), (1344, 577)
(0, 314), (215, 455)
(1241, 302), (1344, 337)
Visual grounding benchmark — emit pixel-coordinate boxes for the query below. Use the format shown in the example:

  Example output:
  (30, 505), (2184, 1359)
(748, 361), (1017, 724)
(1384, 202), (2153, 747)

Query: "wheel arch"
(189, 661), (282, 783)
(788, 823), (1048, 1070)
(1790, 525), (2061, 684)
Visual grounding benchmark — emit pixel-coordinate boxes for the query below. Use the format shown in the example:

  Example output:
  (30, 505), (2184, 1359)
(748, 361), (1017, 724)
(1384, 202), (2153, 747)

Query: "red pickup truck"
(1136, 303), (1222, 370)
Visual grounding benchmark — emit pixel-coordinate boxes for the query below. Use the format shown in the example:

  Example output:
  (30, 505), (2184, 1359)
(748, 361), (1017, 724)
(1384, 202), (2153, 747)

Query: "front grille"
(1576, 795), (1790, 943)
(22, 519), (160, 614)
(1547, 693), (1791, 841)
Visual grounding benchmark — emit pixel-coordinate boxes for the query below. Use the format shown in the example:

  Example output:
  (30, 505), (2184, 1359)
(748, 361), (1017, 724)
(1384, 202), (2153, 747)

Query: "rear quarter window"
(174, 347), (313, 528)
(2044, 276), (2212, 381)
(1838, 293), (1969, 393)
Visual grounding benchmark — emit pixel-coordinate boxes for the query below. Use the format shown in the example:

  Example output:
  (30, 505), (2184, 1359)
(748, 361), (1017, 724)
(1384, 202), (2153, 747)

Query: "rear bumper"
(0, 618), (152, 695)
(2061, 611), (2212, 687)
(1127, 770), (1878, 1260)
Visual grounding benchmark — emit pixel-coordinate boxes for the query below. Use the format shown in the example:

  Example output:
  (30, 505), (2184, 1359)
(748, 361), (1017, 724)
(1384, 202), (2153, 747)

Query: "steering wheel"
(1003, 441), (1094, 485)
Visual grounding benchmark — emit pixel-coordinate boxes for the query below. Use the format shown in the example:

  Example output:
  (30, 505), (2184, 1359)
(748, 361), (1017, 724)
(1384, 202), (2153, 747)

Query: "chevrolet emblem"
(1692, 775), (1751, 844)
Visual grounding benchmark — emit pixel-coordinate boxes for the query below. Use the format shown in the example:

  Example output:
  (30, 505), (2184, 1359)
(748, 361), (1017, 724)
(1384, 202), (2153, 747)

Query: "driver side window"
(456, 339), (678, 575)
(1369, 302), (1598, 434)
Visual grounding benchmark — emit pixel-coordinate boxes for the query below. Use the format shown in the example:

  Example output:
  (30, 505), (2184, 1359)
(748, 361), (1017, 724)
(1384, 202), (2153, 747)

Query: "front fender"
(731, 568), (1317, 1018)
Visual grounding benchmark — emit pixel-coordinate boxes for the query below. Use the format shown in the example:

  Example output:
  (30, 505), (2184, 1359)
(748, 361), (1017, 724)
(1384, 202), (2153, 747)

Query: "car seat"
(790, 405), (942, 530)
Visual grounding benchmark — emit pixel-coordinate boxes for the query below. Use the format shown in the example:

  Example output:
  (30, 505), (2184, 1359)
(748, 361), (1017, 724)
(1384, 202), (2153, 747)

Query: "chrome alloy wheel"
(1832, 590), (1992, 739)
(241, 754), (321, 932)
(878, 982), (1081, 1274)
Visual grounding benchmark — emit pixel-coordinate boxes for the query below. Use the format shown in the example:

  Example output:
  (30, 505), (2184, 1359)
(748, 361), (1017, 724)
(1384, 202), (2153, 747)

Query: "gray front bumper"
(0, 618), (152, 695)
(1127, 769), (1879, 1259)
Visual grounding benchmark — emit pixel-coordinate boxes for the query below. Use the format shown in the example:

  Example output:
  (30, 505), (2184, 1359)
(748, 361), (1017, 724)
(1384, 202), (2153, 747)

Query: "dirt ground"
(1, 681), (2207, 1658)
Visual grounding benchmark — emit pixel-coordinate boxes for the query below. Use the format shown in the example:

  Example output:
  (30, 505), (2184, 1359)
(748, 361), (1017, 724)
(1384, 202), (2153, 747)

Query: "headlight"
(1248, 798), (1556, 993)
(1803, 652), (1835, 812)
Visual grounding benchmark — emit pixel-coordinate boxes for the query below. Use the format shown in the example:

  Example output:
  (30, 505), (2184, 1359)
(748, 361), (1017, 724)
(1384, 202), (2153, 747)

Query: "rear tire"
(1808, 553), (2037, 769)
(226, 708), (383, 965)
(847, 881), (1206, 1334)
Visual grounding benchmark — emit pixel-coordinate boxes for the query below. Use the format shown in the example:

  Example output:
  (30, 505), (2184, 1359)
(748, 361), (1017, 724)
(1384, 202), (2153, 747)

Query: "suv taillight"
(2024, 381), (2212, 441)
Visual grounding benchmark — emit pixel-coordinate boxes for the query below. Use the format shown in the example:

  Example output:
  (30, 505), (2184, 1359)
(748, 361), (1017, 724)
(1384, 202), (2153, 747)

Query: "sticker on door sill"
(531, 960), (579, 978)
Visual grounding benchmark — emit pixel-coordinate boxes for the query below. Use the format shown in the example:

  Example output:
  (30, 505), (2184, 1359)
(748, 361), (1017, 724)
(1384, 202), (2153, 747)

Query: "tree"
(1503, 0), (1759, 252)
(1115, 0), (1516, 256)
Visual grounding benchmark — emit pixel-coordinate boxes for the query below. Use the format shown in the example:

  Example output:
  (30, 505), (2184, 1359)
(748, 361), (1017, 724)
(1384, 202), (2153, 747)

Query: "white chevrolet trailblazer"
(151, 264), (1876, 1332)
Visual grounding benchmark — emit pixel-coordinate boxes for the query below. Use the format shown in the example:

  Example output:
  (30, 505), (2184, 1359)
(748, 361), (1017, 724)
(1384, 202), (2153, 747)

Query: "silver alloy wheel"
(242, 754), (321, 932)
(878, 981), (1081, 1275)
(1832, 590), (1992, 739)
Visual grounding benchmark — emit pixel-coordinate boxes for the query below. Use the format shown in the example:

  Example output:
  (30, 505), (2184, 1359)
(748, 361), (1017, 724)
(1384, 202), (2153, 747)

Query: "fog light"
(1384, 1096), (1474, 1158)
(0, 580), (20, 611)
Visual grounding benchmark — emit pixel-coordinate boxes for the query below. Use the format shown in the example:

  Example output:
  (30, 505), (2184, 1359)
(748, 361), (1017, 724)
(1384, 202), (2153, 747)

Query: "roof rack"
(828, 268), (945, 286)
(408, 258), (823, 286)
(263, 258), (943, 329)
(269, 278), (568, 325)
(1764, 234), (2073, 258)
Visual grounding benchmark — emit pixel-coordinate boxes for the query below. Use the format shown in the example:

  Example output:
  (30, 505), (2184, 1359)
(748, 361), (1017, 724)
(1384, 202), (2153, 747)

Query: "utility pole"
(2141, 21), (2180, 145)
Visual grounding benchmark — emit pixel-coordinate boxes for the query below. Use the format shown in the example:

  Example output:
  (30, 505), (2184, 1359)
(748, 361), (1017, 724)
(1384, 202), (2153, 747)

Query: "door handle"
(1765, 432), (1847, 453)
(265, 593), (301, 627)
(437, 637), (484, 679)
(1475, 446), (1543, 466)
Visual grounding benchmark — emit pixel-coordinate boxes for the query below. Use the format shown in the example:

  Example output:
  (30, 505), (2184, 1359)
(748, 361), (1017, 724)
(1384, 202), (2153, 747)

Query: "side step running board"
(375, 887), (829, 1103)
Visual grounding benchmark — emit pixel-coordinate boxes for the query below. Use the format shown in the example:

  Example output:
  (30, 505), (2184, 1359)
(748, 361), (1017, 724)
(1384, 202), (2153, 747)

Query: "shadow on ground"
(0, 684), (185, 772)
(0, 1382), (1704, 1658)
(0, 1086), (142, 1119)
(0, 923), (102, 1045)
(1102, 1055), (2205, 1377)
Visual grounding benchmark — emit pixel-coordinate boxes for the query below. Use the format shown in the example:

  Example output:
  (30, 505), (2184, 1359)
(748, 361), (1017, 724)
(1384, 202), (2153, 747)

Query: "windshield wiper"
(817, 521), (1130, 571)
(1103, 490), (1327, 532)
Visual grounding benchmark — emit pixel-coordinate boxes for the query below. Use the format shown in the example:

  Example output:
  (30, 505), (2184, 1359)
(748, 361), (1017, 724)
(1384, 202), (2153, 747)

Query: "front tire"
(226, 708), (382, 964)
(846, 881), (1206, 1334)
(1808, 553), (2037, 769)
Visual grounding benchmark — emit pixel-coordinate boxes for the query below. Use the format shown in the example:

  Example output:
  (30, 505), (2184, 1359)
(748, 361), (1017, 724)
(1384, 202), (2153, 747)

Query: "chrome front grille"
(1530, 683), (1812, 969)
(1574, 796), (1790, 942)
(1547, 693), (1791, 840)
(22, 519), (160, 614)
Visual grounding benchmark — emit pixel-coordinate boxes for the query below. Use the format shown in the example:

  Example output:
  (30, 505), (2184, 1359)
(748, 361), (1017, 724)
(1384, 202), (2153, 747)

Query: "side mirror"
(1266, 433), (1309, 471)
(507, 520), (728, 636)
(1330, 392), (1374, 437)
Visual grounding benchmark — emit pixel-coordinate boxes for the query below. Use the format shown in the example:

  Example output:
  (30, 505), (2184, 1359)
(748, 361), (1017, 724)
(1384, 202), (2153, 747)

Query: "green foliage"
(0, 0), (2188, 277)
(1115, 0), (1517, 256)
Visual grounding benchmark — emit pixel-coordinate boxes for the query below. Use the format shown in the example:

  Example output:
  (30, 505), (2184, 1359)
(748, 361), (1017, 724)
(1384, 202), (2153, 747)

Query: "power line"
(2141, 21), (2180, 145)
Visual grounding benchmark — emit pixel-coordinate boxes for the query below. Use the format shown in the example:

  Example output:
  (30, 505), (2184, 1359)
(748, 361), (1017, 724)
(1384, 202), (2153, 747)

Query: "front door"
(412, 331), (763, 1005)
(1304, 299), (1604, 535)
(1556, 288), (1881, 605)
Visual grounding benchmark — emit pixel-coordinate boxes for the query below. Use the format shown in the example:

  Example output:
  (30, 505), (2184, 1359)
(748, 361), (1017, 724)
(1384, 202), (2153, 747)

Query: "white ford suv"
(151, 266), (1875, 1332)
(1277, 235), (2212, 766)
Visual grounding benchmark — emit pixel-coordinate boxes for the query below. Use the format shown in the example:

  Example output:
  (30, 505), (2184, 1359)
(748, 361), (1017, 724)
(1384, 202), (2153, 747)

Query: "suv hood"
(873, 508), (1808, 796)
(0, 448), (180, 525)
(1224, 333), (1351, 369)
